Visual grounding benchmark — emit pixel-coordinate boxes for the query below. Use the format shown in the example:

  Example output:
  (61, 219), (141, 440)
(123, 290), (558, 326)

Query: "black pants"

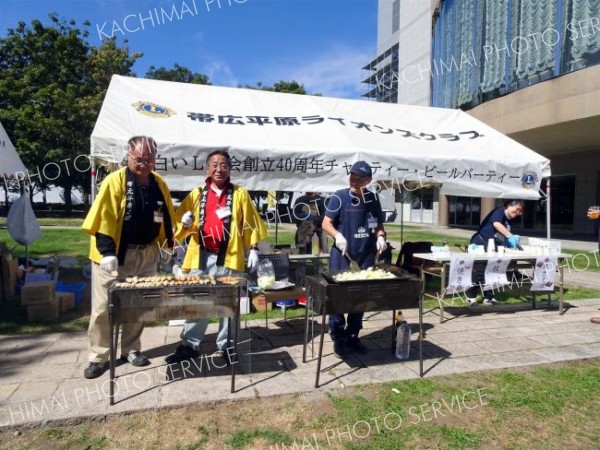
(466, 261), (493, 300)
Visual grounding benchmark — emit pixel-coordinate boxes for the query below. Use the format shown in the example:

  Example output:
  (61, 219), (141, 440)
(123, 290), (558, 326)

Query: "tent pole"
(545, 178), (552, 305)
(400, 190), (404, 246)
(275, 197), (279, 246)
(90, 158), (97, 203)
(546, 178), (551, 239)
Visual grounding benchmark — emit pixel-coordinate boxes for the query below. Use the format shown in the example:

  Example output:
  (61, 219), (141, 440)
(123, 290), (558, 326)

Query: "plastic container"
(275, 300), (295, 309)
(395, 312), (411, 360)
(257, 259), (275, 289)
(55, 282), (86, 306)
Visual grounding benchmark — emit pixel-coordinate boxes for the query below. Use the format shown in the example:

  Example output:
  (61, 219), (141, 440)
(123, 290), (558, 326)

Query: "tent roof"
(91, 75), (551, 198)
(0, 121), (26, 178)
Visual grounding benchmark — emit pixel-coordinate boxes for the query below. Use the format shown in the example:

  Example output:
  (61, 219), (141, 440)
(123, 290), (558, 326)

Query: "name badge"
(216, 206), (232, 219)
(367, 216), (378, 229)
(154, 211), (164, 223)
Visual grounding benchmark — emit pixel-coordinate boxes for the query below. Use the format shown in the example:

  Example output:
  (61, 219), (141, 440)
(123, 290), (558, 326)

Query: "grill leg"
(315, 308), (327, 388)
(109, 300), (116, 406)
(419, 292), (424, 377)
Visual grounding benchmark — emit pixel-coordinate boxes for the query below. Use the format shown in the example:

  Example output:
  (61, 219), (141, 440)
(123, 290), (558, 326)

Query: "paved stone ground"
(1, 297), (599, 430)
(1, 224), (598, 430)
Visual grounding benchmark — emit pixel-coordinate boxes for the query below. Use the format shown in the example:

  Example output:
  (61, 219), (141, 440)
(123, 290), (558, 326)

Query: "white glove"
(334, 232), (348, 254)
(377, 236), (387, 253)
(181, 211), (195, 228)
(247, 249), (259, 273)
(172, 264), (183, 277)
(100, 256), (118, 273)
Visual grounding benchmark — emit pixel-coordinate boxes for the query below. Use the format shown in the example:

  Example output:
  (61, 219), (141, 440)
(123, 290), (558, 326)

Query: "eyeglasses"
(128, 154), (155, 167)
(208, 163), (230, 170)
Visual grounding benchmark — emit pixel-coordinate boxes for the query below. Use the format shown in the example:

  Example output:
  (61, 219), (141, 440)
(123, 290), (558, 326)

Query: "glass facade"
(432, 0), (600, 110)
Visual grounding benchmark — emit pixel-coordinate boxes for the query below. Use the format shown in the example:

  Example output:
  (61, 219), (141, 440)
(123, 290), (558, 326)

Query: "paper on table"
(483, 256), (511, 290)
(446, 254), (475, 294)
(531, 256), (558, 292)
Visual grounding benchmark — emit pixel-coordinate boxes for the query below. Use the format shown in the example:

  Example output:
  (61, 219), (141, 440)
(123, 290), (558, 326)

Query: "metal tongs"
(345, 252), (360, 273)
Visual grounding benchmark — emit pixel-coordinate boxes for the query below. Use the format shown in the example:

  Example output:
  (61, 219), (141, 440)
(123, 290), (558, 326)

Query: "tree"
(146, 63), (210, 85)
(0, 14), (140, 209)
(241, 80), (318, 95)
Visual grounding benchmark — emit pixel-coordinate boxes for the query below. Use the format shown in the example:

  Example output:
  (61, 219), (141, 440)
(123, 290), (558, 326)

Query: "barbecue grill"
(303, 273), (424, 387)
(108, 280), (245, 404)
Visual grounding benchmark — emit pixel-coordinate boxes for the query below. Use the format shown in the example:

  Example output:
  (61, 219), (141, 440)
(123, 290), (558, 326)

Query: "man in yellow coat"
(166, 149), (267, 365)
(82, 136), (176, 379)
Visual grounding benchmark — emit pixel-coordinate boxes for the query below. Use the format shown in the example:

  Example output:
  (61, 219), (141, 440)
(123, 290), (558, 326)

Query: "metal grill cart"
(303, 273), (424, 387)
(108, 280), (244, 405)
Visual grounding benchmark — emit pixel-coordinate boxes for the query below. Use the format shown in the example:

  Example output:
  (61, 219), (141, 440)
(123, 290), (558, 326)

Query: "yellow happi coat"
(82, 168), (176, 264)
(175, 185), (268, 272)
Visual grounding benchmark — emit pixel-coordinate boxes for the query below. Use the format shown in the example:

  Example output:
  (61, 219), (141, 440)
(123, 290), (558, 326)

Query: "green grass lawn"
(3, 359), (599, 449)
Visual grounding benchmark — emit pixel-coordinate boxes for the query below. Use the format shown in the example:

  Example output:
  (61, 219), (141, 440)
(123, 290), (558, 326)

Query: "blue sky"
(0, 0), (379, 99)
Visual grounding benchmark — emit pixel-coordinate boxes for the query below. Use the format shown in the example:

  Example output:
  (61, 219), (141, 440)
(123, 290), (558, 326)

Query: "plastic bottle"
(154, 201), (164, 223)
(320, 232), (329, 253)
(395, 312), (411, 360)
(486, 238), (495, 255)
(311, 233), (320, 255)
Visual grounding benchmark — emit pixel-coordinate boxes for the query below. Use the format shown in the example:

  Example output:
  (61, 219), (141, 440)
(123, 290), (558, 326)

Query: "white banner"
(446, 255), (475, 294)
(531, 256), (558, 292)
(483, 256), (512, 291)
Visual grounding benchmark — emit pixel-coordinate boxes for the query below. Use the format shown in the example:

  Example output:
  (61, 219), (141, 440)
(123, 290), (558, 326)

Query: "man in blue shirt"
(321, 161), (387, 358)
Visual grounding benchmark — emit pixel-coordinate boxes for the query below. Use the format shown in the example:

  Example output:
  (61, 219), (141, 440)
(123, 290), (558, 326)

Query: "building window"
(520, 176), (575, 232)
(448, 196), (481, 227)
(392, 0), (400, 34)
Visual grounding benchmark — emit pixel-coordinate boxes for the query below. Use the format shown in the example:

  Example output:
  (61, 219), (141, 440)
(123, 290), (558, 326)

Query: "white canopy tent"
(0, 121), (42, 262)
(91, 75), (551, 202)
(0, 121), (26, 180)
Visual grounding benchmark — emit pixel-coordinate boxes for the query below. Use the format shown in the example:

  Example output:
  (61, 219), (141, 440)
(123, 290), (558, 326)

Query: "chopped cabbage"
(333, 267), (395, 282)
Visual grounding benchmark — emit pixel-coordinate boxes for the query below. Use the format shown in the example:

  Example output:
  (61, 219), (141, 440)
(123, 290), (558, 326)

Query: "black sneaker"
(84, 362), (107, 379)
(165, 344), (199, 364)
(121, 351), (150, 367)
(346, 336), (368, 354)
(333, 338), (347, 359)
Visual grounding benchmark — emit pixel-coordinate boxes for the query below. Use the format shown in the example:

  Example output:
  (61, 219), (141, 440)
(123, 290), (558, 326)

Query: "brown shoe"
(591, 317), (600, 325)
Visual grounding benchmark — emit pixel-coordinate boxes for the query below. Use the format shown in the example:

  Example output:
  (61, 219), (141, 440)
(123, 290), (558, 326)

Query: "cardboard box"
(56, 291), (75, 312)
(2, 258), (19, 301)
(251, 294), (273, 312)
(27, 299), (59, 322)
(20, 281), (56, 306)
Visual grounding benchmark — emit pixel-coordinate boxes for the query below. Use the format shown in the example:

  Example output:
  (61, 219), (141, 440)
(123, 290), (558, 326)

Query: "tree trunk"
(64, 184), (73, 213)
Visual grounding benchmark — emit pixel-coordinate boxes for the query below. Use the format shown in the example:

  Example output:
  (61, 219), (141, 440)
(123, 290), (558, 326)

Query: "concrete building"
(363, 0), (600, 241)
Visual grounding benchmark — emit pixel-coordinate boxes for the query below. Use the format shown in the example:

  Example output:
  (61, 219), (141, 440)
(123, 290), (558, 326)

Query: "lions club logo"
(132, 101), (176, 118)
(520, 170), (539, 189)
